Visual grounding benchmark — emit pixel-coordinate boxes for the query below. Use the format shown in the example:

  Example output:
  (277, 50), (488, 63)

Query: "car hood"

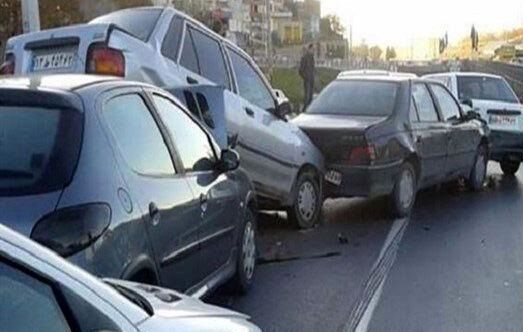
(292, 113), (387, 131)
(0, 191), (62, 236)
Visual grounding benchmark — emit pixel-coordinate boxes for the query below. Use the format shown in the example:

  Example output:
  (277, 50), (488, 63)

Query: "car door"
(430, 83), (479, 176)
(149, 92), (240, 283)
(410, 83), (449, 186)
(226, 46), (296, 199)
(101, 90), (201, 292)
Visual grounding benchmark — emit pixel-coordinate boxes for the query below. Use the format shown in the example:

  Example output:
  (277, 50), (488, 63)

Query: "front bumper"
(489, 130), (523, 162)
(324, 161), (401, 199)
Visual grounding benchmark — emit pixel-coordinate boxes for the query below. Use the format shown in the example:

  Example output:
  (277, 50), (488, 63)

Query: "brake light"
(86, 44), (125, 77)
(31, 204), (111, 257)
(348, 145), (376, 166)
(0, 54), (15, 75)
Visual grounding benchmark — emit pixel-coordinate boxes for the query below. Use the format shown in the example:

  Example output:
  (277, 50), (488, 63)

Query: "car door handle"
(245, 107), (254, 117)
(187, 76), (198, 84)
(149, 202), (161, 226)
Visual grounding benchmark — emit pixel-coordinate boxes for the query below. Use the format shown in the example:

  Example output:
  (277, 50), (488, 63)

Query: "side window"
(410, 97), (419, 122)
(189, 27), (230, 89)
(104, 94), (175, 175)
(161, 15), (184, 62)
(152, 95), (216, 172)
(0, 261), (71, 332)
(227, 47), (275, 110)
(431, 84), (461, 121)
(412, 84), (439, 122)
(179, 28), (200, 74)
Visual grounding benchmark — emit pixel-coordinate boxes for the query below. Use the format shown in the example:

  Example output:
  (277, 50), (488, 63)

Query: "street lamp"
(21, 0), (40, 33)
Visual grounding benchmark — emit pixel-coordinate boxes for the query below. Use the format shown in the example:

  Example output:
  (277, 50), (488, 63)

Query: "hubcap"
(242, 221), (256, 280)
(475, 152), (486, 183)
(297, 181), (317, 221)
(398, 169), (415, 209)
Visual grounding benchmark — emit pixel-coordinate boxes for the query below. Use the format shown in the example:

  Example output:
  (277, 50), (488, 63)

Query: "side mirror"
(217, 149), (240, 172)
(275, 101), (292, 119)
(461, 98), (473, 108)
(465, 110), (481, 121)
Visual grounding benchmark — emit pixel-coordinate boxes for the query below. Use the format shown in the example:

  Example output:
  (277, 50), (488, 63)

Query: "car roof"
(337, 70), (417, 79)
(425, 72), (503, 79)
(0, 74), (121, 92)
(336, 75), (415, 83)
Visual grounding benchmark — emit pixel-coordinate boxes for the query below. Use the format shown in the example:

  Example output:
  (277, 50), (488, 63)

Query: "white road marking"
(345, 217), (410, 332)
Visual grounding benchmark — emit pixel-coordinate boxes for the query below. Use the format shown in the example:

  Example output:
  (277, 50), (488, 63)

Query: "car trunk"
(293, 114), (386, 164)
(470, 99), (523, 132)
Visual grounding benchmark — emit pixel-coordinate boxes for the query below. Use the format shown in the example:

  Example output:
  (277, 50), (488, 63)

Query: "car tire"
(500, 160), (520, 176)
(287, 170), (322, 229)
(230, 206), (257, 294)
(390, 162), (417, 218)
(468, 145), (488, 191)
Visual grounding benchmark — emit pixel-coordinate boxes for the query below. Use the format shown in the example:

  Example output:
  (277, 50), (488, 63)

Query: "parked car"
(0, 74), (257, 297)
(0, 224), (261, 332)
(2, 6), (325, 228)
(293, 75), (489, 217)
(425, 72), (523, 175)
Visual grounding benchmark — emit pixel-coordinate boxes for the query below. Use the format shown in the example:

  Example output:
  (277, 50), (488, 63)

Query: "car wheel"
(287, 170), (321, 229)
(500, 160), (520, 176)
(468, 145), (488, 191)
(390, 162), (417, 218)
(230, 207), (257, 294)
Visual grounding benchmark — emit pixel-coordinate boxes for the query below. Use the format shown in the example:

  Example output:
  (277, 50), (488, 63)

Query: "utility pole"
(21, 0), (40, 33)
(265, 0), (273, 81)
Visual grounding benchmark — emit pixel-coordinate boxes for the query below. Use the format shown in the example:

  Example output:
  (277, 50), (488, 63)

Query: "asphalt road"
(209, 163), (523, 332)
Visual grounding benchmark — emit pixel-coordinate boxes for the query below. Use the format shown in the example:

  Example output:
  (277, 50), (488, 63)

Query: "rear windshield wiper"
(0, 169), (34, 179)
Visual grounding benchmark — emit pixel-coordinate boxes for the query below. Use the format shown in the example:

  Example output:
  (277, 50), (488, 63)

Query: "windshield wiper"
(106, 282), (154, 316)
(0, 169), (34, 179)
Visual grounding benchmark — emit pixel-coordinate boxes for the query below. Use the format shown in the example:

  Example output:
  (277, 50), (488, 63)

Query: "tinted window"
(90, 8), (161, 42)
(431, 84), (461, 121)
(161, 16), (184, 61)
(457, 76), (519, 103)
(0, 261), (71, 332)
(152, 95), (216, 172)
(180, 29), (200, 74)
(307, 80), (399, 116)
(190, 28), (230, 89)
(412, 84), (439, 122)
(0, 106), (82, 197)
(104, 94), (175, 175)
(228, 48), (275, 110)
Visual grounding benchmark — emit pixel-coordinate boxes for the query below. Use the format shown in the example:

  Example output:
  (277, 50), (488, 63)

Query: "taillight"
(31, 204), (111, 257)
(348, 145), (376, 166)
(86, 43), (125, 77)
(0, 53), (15, 75)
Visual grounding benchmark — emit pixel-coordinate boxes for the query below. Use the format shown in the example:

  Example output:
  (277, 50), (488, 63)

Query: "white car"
(425, 72), (523, 174)
(2, 6), (325, 229)
(0, 224), (260, 332)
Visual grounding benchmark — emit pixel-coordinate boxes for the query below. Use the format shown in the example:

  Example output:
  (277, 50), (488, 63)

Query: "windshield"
(307, 80), (399, 116)
(457, 76), (519, 103)
(90, 8), (162, 42)
(0, 106), (82, 196)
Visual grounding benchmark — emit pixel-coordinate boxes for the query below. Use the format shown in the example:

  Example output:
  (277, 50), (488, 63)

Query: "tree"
(320, 15), (345, 39)
(369, 45), (382, 62)
(353, 43), (369, 60)
(385, 46), (397, 61)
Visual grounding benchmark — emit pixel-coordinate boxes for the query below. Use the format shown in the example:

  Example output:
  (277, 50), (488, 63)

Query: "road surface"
(209, 164), (523, 332)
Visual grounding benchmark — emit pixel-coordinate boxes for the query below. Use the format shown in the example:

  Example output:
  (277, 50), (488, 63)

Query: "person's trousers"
(303, 78), (314, 110)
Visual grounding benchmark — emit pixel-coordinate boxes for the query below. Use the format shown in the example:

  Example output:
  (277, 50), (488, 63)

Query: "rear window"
(307, 80), (399, 116)
(0, 106), (82, 196)
(457, 76), (519, 104)
(90, 8), (162, 42)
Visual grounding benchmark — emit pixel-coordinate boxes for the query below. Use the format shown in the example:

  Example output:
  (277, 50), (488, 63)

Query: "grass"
(266, 67), (340, 111)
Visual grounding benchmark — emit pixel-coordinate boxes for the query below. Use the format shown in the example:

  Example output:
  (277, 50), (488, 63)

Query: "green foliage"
(320, 15), (345, 39)
(369, 45), (382, 62)
(385, 46), (397, 61)
(268, 67), (339, 111)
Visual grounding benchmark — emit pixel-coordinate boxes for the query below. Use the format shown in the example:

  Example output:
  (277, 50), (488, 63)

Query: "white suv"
(2, 6), (325, 228)
(425, 72), (523, 174)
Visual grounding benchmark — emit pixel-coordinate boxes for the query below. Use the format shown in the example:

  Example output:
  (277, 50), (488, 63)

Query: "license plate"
(32, 52), (75, 71)
(325, 170), (342, 186)
(489, 115), (517, 127)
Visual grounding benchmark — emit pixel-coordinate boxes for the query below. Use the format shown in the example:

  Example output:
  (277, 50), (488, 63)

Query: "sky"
(321, 0), (523, 47)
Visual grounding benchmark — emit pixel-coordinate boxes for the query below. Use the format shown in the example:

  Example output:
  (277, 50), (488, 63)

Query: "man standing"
(299, 44), (315, 110)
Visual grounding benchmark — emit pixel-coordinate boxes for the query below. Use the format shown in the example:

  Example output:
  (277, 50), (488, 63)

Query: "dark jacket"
(299, 52), (315, 80)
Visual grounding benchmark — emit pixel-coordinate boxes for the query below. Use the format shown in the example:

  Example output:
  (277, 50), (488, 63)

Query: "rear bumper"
(324, 161), (401, 199)
(489, 130), (523, 162)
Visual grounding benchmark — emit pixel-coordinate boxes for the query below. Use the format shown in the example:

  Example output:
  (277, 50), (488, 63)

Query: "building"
(296, 0), (320, 41)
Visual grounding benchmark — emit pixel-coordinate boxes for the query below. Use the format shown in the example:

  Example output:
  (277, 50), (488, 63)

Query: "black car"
(0, 74), (257, 297)
(293, 75), (489, 217)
